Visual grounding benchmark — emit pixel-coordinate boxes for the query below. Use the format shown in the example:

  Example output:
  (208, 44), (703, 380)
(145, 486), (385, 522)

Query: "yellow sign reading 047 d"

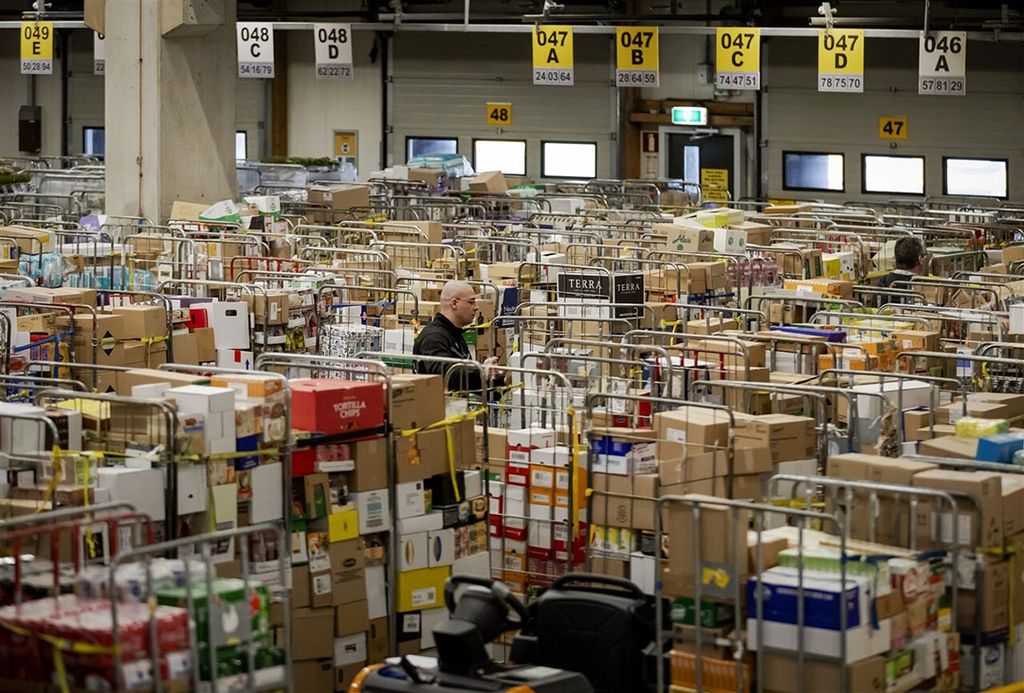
(715, 28), (760, 90)
(20, 21), (53, 75)
(532, 26), (574, 86)
(615, 27), (659, 87)
(818, 29), (864, 93)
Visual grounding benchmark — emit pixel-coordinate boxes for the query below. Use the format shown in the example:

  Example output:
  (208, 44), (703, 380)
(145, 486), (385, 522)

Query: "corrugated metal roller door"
(764, 37), (1024, 201)
(391, 32), (616, 178)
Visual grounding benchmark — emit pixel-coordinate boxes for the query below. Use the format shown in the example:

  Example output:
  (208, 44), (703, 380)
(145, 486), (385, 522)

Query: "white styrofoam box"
(352, 489), (391, 534)
(221, 409), (236, 439)
(250, 463), (284, 523)
(464, 470), (482, 499)
(630, 552), (656, 593)
(208, 437), (236, 455)
(528, 520), (552, 550)
(206, 301), (250, 350)
(0, 403), (46, 455)
(176, 465), (208, 515)
(428, 528), (456, 567)
(712, 227), (747, 254)
(334, 633), (367, 667)
(365, 564), (387, 620)
(384, 328), (416, 355)
(530, 446), (571, 468)
(1010, 303), (1024, 335)
(746, 619), (891, 664)
(398, 512), (444, 536)
(167, 385), (236, 414)
(420, 607), (450, 650)
(397, 480), (426, 519)
(96, 467), (166, 522)
(507, 427), (556, 450)
(217, 349), (254, 370)
(453, 551), (491, 579)
(850, 379), (933, 421)
(399, 532), (430, 571)
(131, 382), (172, 399)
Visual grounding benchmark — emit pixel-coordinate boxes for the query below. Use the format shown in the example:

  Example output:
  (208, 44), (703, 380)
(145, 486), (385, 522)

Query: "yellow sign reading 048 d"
(715, 28), (760, 90)
(20, 21), (53, 75)
(532, 26), (574, 86)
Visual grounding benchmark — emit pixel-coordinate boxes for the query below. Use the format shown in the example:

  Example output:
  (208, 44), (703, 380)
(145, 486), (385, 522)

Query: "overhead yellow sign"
(532, 25), (574, 86)
(615, 27), (659, 87)
(20, 21), (53, 75)
(486, 102), (512, 127)
(878, 116), (908, 141)
(818, 29), (864, 92)
(715, 28), (760, 90)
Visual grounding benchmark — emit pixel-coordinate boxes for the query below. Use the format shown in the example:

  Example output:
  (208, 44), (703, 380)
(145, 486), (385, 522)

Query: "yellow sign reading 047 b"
(532, 26), (574, 86)
(20, 21), (53, 75)
(615, 27), (659, 87)
(716, 28), (760, 90)
(818, 29), (864, 93)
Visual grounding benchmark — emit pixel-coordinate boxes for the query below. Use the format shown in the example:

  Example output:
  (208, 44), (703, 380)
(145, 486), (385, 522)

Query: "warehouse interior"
(2, 0), (1024, 691)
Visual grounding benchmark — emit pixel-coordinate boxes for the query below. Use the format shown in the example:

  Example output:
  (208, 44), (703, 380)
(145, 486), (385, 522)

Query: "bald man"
(413, 280), (497, 391)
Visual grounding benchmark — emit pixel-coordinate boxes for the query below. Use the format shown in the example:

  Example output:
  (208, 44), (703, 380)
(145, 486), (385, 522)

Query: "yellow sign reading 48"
(532, 26), (574, 86)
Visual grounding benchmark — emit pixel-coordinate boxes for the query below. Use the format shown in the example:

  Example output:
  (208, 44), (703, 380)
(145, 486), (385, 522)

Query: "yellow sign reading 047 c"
(715, 28), (760, 90)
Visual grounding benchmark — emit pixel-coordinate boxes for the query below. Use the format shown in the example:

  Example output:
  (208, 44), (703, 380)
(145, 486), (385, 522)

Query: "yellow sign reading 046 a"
(20, 21), (53, 75)
(532, 26), (574, 86)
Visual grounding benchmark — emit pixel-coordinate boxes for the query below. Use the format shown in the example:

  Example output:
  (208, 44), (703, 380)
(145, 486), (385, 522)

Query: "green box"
(670, 596), (734, 629)
(157, 578), (271, 651)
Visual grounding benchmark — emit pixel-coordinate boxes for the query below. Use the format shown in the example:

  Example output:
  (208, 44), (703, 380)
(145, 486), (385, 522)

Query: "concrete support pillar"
(104, 1), (237, 222)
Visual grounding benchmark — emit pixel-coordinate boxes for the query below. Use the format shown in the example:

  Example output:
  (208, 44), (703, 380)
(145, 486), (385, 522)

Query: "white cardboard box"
(397, 480), (426, 519)
(96, 467), (166, 522)
(352, 489), (392, 534)
(399, 532), (430, 571)
(428, 528), (456, 567)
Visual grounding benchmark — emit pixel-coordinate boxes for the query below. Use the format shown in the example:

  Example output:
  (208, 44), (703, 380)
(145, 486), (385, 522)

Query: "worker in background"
(879, 236), (927, 300)
(414, 280), (503, 392)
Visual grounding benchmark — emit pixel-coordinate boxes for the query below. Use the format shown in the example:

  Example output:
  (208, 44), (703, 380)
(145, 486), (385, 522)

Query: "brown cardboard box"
(292, 565), (311, 608)
(685, 317), (739, 335)
(308, 183), (371, 211)
(335, 599), (370, 637)
(590, 555), (629, 578)
(917, 436), (978, 460)
(292, 608), (335, 660)
(4, 286), (95, 305)
(390, 374), (445, 431)
(170, 331), (199, 365)
(761, 652), (886, 693)
(193, 327), (217, 362)
(653, 222), (714, 253)
(294, 660), (334, 692)
(466, 171), (507, 193)
(335, 662), (368, 692)
(350, 436), (389, 491)
(367, 617), (389, 664)
(688, 337), (766, 368)
(903, 409), (936, 442)
(246, 292), (291, 325)
(912, 469), (1003, 548)
(114, 368), (202, 396)
(591, 473), (633, 527)
(396, 427), (448, 484)
(957, 559), (1009, 633)
(1001, 474), (1024, 537)
(654, 406), (730, 458)
(663, 494), (750, 597)
(111, 304), (167, 338)
(733, 413), (815, 463)
(330, 539), (367, 605)
(893, 330), (940, 353)
(632, 473), (658, 530)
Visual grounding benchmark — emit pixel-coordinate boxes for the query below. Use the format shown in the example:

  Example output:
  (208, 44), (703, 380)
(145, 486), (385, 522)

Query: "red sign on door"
(641, 132), (658, 153)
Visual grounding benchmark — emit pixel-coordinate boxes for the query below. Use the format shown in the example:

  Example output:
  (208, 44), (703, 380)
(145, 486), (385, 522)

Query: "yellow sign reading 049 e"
(818, 30), (864, 93)
(715, 28), (760, 90)
(615, 27), (659, 87)
(879, 116), (908, 140)
(21, 21), (53, 75)
(486, 103), (512, 127)
(532, 26), (574, 86)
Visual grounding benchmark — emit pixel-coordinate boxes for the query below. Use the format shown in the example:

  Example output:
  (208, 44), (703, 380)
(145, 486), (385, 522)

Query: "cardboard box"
(466, 171), (507, 193)
(349, 436), (389, 491)
(367, 617), (388, 663)
(335, 600), (370, 637)
(917, 436), (978, 460)
(654, 222), (714, 254)
(307, 183), (370, 211)
(733, 413), (815, 464)
(390, 374), (445, 431)
(663, 495), (750, 598)
(330, 539), (367, 606)
(397, 566), (450, 612)
(290, 379), (386, 435)
(292, 607), (335, 660)
(654, 407), (730, 459)
(957, 559), (1009, 633)
(912, 469), (1003, 548)
(396, 427), (448, 484)
(1000, 474), (1024, 537)
(114, 368), (202, 397)
(761, 652), (885, 693)
(293, 659), (333, 692)
(111, 304), (167, 338)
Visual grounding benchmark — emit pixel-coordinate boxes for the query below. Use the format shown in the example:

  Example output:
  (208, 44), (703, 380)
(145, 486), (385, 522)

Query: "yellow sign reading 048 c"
(486, 102), (512, 127)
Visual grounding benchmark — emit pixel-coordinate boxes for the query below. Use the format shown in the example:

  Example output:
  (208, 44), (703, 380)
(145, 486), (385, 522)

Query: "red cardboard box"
(290, 379), (385, 435)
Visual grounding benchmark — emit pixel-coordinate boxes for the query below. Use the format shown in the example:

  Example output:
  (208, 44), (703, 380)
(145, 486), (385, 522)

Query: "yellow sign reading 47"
(532, 26), (574, 86)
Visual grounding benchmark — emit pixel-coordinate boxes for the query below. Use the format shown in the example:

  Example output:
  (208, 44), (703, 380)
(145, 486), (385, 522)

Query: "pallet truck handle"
(551, 573), (645, 598)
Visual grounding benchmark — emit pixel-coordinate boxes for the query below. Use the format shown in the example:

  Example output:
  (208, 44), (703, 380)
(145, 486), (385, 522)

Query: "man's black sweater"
(412, 314), (483, 392)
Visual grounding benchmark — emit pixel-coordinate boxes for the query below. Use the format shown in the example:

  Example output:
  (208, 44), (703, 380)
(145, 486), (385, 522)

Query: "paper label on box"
(402, 613), (421, 633)
(411, 587), (437, 607)
(934, 511), (972, 545)
(308, 551), (330, 574)
(312, 573), (332, 596)
(531, 468), (554, 488)
(666, 428), (687, 444)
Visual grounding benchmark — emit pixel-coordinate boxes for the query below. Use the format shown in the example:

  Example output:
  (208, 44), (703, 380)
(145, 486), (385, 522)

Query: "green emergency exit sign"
(671, 106), (708, 126)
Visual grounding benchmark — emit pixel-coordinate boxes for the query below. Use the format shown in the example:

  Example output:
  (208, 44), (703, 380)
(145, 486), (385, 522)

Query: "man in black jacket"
(879, 236), (927, 304)
(413, 280), (498, 392)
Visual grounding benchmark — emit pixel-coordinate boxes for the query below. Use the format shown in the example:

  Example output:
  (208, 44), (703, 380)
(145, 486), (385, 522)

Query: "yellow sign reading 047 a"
(532, 26), (574, 86)
(715, 27), (760, 90)
(615, 27), (659, 87)
(20, 21), (53, 75)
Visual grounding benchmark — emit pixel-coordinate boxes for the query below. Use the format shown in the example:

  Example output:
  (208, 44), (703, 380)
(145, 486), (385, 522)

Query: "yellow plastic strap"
(81, 452), (99, 560)
(52, 645), (68, 693)
(35, 445), (63, 514)
(0, 619), (119, 693)
(568, 406), (581, 543)
(444, 424), (461, 503)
